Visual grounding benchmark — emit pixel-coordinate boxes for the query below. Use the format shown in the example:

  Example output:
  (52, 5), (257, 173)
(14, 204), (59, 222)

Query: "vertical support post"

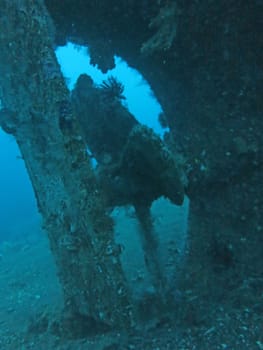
(0, 0), (134, 330)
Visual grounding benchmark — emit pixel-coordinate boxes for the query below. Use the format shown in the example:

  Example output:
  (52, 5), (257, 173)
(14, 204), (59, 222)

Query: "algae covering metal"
(0, 0), (134, 330)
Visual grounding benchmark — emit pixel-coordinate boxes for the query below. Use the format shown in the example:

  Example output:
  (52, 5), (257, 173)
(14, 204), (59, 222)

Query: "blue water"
(0, 131), (39, 242)
(56, 42), (168, 137)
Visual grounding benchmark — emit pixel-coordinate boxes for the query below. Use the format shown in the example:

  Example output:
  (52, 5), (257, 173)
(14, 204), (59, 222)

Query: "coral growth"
(141, 2), (178, 55)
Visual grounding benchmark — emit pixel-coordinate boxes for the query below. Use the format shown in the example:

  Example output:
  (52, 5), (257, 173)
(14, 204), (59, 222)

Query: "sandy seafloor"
(0, 198), (262, 350)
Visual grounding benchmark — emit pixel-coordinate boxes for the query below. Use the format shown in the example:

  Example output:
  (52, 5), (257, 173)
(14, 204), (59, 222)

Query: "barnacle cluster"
(99, 76), (125, 101)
